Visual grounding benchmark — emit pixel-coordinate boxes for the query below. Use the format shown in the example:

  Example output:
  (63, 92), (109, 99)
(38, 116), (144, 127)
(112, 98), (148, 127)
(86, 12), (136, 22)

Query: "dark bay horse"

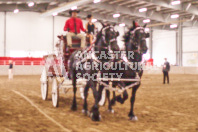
(68, 23), (120, 121)
(98, 21), (149, 121)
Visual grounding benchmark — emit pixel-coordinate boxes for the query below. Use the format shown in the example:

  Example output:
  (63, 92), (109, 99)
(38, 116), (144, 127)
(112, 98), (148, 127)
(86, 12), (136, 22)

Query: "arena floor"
(0, 74), (198, 132)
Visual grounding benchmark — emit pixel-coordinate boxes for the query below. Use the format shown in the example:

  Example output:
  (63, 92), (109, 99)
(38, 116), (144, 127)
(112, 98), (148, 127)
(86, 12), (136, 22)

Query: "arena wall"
(0, 12), (5, 56)
(0, 66), (197, 76)
(183, 27), (198, 67)
(1, 12), (198, 67)
(152, 30), (176, 66)
(152, 28), (198, 67)
(0, 12), (125, 57)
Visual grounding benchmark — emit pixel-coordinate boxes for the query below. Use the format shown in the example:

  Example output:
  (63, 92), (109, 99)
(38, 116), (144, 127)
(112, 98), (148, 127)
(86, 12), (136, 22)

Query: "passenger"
(86, 14), (97, 45)
(64, 9), (86, 48)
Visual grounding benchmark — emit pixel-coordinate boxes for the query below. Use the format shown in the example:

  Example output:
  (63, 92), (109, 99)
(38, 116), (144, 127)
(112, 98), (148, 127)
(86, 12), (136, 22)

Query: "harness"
(96, 55), (141, 94)
(129, 27), (146, 54)
(74, 26), (141, 94)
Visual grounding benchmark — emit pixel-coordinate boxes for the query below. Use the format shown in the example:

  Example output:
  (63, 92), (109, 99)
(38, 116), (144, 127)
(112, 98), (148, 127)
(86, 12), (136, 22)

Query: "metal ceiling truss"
(1, 0), (198, 29)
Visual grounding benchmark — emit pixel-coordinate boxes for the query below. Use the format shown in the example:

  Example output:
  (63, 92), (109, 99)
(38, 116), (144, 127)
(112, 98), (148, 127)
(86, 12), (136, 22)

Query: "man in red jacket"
(64, 9), (86, 48)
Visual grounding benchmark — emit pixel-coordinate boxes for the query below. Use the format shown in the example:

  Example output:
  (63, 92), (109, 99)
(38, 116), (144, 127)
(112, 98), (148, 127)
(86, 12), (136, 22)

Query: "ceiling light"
(7, 2), (13, 4)
(139, 8), (147, 12)
(119, 23), (125, 27)
(143, 19), (150, 23)
(92, 19), (97, 22)
(52, 12), (58, 16)
(28, 2), (34, 7)
(113, 13), (120, 18)
(49, 2), (57, 5)
(171, 0), (181, 5)
(71, 6), (77, 10)
(93, 0), (101, 3)
(171, 14), (179, 19)
(14, 9), (19, 13)
(170, 24), (177, 28)
(17, 2), (22, 4)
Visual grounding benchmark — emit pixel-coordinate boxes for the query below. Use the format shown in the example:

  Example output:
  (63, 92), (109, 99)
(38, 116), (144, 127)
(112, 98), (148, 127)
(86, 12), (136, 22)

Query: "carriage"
(40, 22), (148, 121)
(40, 35), (89, 107)
(40, 33), (141, 108)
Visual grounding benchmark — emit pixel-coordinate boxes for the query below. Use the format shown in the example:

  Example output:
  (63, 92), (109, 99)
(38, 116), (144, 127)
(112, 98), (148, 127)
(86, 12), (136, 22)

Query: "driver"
(64, 9), (86, 48)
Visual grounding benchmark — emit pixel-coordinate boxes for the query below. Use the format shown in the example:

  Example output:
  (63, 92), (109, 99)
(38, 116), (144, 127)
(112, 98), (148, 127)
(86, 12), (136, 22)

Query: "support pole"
(52, 16), (55, 51)
(149, 28), (153, 58)
(177, 21), (183, 66)
(4, 12), (6, 56)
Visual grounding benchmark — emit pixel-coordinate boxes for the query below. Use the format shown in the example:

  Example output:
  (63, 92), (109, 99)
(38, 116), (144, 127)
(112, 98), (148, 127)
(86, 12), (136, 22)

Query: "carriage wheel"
(52, 77), (59, 107)
(99, 89), (106, 106)
(41, 67), (48, 100)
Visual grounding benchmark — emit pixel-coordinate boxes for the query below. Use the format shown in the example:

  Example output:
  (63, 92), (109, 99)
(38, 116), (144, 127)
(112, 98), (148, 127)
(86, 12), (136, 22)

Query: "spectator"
(8, 60), (13, 80)
(162, 58), (170, 84)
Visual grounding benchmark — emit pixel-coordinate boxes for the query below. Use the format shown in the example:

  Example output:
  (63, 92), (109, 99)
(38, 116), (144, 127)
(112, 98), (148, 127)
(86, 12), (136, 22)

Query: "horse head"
(94, 22), (120, 62)
(124, 21), (150, 62)
(95, 22), (120, 51)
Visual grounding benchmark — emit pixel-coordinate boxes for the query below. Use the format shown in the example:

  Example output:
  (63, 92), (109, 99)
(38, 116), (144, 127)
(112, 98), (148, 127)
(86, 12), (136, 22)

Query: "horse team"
(67, 21), (149, 121)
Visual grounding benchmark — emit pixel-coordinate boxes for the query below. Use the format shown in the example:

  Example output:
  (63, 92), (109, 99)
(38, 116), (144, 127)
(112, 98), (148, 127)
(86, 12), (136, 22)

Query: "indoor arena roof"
(1, 0), (198, 29)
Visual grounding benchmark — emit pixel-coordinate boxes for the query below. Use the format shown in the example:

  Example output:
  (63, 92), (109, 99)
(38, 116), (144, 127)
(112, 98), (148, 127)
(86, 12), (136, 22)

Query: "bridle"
(95, 26), (118, 49)
(130, 27), (146, 53)
(91, 26), (118, 64)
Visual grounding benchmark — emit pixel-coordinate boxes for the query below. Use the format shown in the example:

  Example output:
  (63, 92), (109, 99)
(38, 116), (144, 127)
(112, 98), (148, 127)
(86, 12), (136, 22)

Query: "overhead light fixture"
(52, 12), (58, 16)
(171, 14), (179, 19)
(119, 23), (125, 27)
(170, 24), (177, 28)
(139, 8), (147, 12)
(28, 2), (34, 7)
(14, 9), (19, 13)
(143, 19), (150, 23)
(92, 19), (97, 22)
(145, 28), (149, 32)
(7, 1), (13, 4)
(113, 13), (120, 18)
(93, 0), (101, 3)
(71, 6), (77, 10)
(17, 2), (22, 4)
(49, 2), (58, 5)
(171, 0), (181, 5)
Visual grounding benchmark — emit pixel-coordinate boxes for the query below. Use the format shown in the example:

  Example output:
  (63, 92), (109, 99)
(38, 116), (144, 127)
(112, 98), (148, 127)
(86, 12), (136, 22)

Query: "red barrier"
(0, 57), (44, 65)
(146, 58), (154, 66)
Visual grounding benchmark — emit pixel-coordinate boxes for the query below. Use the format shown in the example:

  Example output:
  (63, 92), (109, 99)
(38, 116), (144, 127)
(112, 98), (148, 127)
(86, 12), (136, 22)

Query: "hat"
(87, 14), (92, 19)
(69, 9), (80, 15)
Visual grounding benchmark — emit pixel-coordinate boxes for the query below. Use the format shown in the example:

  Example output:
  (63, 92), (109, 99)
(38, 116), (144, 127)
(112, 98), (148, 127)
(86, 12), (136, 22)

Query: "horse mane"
(95, 28), (103, 45)
(123, 27), (134, 43)
(95, 25), (109, 45)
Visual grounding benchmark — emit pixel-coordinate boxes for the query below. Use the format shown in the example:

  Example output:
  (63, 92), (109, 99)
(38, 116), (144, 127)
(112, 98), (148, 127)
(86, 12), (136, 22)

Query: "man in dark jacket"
(163, 58), (170, 84)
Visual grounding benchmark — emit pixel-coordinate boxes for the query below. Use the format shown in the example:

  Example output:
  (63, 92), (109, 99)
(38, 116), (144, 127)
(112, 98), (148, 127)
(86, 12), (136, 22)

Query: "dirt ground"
(0, 74), (198, 132)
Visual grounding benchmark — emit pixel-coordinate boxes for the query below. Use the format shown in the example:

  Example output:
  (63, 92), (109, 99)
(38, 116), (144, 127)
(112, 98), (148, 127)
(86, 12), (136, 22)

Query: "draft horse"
(98, 21), (149, 121)
(68, 23), (120, 121)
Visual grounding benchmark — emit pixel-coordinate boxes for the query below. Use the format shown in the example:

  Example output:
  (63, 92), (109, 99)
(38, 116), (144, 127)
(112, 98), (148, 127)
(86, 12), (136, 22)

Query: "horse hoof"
(71, 105), (77, 111)
(90, 113), (101, 121)
(82, 109), (90, 116)
(129, 116), (138, 121)
(108, 109), (115, 114)
(110, 100), (116, 106)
